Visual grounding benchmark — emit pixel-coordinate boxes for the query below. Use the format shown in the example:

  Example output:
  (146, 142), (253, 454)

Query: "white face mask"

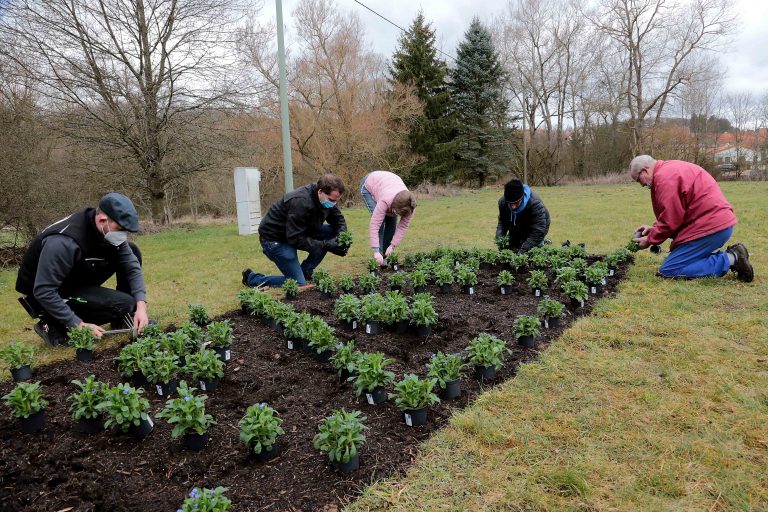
(101, 221), (128, 246)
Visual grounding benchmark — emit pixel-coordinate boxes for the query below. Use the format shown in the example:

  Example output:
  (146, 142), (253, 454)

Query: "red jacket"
(647, 160), (736, 249)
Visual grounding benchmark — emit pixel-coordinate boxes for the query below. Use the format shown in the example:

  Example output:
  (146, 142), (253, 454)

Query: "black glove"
(322, 238), (347, 257)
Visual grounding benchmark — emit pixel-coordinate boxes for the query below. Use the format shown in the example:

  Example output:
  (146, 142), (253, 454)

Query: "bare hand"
(373, 252), (386, 266)
(384, 245), (397, 258)
(133, 301), (149, 333)
(78, 321), (105, 338)
(633, 235), (651, 250)
(635, 224), (652, 236)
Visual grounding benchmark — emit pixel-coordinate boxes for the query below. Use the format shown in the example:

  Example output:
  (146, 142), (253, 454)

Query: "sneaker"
(34, 320), (67, 346)
(242, 268), (253, 287)
(726, 243), (754, 283)
(298, 284), (315, 291)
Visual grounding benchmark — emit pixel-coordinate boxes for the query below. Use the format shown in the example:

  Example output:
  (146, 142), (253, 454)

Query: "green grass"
(1, 182), (767, 510)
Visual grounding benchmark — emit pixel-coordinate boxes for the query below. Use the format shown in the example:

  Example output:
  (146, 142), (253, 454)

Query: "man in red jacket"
(629, 155), (753, 282)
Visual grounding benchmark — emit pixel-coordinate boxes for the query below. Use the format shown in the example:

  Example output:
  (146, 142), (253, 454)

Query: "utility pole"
(276, 0), (294, 192)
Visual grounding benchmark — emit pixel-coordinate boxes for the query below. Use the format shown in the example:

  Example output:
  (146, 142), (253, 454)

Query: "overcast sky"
(264, 0), (767, 96)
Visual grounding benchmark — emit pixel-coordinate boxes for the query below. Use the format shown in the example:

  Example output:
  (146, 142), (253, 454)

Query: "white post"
(234, 168), (262, 236)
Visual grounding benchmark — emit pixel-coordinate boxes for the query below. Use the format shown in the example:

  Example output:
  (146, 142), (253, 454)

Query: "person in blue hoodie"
(495, 179), (550, 251)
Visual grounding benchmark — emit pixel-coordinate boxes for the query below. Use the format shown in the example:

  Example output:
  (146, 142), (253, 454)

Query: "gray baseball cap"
(98, 192), (140, 232)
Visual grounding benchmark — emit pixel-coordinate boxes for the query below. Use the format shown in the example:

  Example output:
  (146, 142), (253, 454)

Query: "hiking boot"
(242, 268), (253, 287)
(34, 320), (67, 346)
(727, 243), (753, 283)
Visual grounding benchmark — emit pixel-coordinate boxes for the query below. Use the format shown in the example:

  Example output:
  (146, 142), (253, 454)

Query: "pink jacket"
(363, 171), (414, 249)
(648, 160), (737, 249)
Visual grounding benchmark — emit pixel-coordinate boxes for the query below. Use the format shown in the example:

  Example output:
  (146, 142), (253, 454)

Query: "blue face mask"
(320, 200), (336, 209)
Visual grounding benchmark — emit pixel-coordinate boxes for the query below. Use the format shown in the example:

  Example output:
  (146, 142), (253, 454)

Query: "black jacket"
(495, 191), (550, 251)
(258, 184), (347, 251)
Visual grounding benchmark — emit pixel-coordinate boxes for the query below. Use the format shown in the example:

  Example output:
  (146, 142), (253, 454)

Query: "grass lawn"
(1, 182), (767, 510)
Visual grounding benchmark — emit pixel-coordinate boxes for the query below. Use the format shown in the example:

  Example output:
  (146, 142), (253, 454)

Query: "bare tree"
(725, 91), (755, 177)
(0, 0), (258, 222)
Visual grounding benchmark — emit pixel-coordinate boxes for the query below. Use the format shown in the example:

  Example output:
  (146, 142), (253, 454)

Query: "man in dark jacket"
(16, 193), (149, 346)
(495, 179), (551, 251)
(243, 174), (349, 287)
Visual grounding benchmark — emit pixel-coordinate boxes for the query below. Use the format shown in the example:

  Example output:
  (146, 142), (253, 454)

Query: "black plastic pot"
(390, 285), (402, 292)
(589, 283), (603, 295)
(268, 318), (282, 332)
(438, 284), (452, 294)
(391, 263), (399, 272)
(301, 340), (315, 354)
(20, 410), (45, 434)
(413, 285), (427, 293)
(480, 262), (493, 270)
(132, 371), (149, 388)
(240, 304), (249, 314)
(392, 319), (409, 334)
(77, 417), (105, 434)
(198, 378), (219, 392)
(364, 386), (387, 405)
(339, 369), (355, 383)
(154, 380), (179, 397)
(128, 417), (154, 439)
(462, 285), (475, 295)
(313, 350), (332, 364)
(544, 316), (561, 329)
(76, 348), (93, 362)
(285, 292), (297, 301)
(570, 298), (585, 310)
(403, 407), (428, 427)
(213, 346), (232, 363)
(10, 365), (32, 382)
(332, 453), (359, 474)
(499, 284), (513, 296)
(250, 442), (280, 462)
(259, 314), (270, 326)
(364, 321), (381, 335)
(182, 432), (209, 451)
(339, 319), (357, 332)
(517, 335), (536, 348)
(533, 288), (542, 297)
(320, 291), (334, 300)
(440, 379), (461, 400)
(414, 324), (432, 337)
(474, 365), (496, 382)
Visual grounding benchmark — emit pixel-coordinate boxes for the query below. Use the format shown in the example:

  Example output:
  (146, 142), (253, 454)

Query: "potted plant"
(69, 375), (107, 434)
(263, 301), (295, 332)
(337, 230), (353, 251)
(68, 325), (97, 362)
(555, 266), (578, 286)
(360, 293), (386, 334)
(562, 279), (589, 309)
(157, 381), (215, 451)
(433, 265), (454, 293)
(185, 348), (225, 391)
(408, 270), (428, 293)
(281, 311), (310, 350)
(317, 275), (337, 299)
(239, 403), (284, 462)
(139, 351), (181, 397)
(456, 265), (478, 295)
(500, 250), (528, 273)
(334, 294), (361, 331)
(426, 352), (463, 400)
(366, 257), (379, 275)
(528, 251), (549, 270)
(117, 338), (158, 387)
(467, 333), (506, 381)
(480, 249), (498, 270)
(306, 321), (338, 363)
(311, 267), (330, 286)
(313, 409), (368, 473)
(353, 352), (395, 405)
(527, 269), (548, 297)
(358, 273), (381, 294)
(390, 374), (440, 427)
(409, 295), (438, 336)
(338, 274), (356, 293)
(388, 271), (406, 292)
(1, 341), (35, 382)
(585, 264), (608, 294)
(188, 304), (211, 327)
(205, 320), (233, 363)
(179, 321), (205, 348)
(2, 381), (48, 433)
(415, 259), (435, 283)
(605, 248), (631, 275)
(513, 315), (541, 348)
(536, 298), (566, 328)
(97, 383), (154, 438)
(330, 340), (364, 382)
(160, 331), (195, 365)
(282, 278), (299, 300)
(495, 234), (509, 250)
(570, 257), (588, 277)
(387, 251), (401, 271)
(238, 288), (272, 318)
(383, 291), (410, 333)
(178, 487), (231, 512)
(497, 270), (515, 295)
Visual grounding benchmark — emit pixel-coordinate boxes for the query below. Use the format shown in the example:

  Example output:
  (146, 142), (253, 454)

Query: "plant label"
(501, 288), (506, 295)
(590, 286), (597, 294)
(580, 299), (585, 307)
(468, 287), (474, 295)
(352, 321), (357, 329)
(609, 269), (615, 276)
(199, 381), (207, 391)
(287, 340), (294, 350)
(393, 264), (399, 271)
(601, 277), (607, 285)
(455, 261), (460, 267)
(156, 385), (163, 396)
(404, 413), (413, 427)
(543, 319), (549, 329)
(366, 393), (374, 405)
(224, 350), (231, 361)
(147, 417), (154, 427)
(365, 324), (371, 334)
(535, 289), (541, 297)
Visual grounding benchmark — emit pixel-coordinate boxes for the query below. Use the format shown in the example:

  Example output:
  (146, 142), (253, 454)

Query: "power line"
(350, 0), (456, 62)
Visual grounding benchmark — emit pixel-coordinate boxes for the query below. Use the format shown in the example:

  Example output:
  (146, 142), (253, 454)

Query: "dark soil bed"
(0, 261), (630, 511)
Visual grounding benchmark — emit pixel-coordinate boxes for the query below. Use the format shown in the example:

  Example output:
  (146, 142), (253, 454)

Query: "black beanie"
(504, 179), (524, 202)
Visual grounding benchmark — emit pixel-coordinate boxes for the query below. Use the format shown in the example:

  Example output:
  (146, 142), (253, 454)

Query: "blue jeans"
(248, 225), (336, 287)
(658, 226), (733, 278)
(360, 174), (397, 253)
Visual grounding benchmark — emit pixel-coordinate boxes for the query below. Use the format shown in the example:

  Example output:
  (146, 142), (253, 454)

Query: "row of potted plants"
(333, 292), (438, 336)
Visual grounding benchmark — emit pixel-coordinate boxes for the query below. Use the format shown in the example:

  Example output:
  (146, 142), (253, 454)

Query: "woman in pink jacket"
(359, 171), (417, 266)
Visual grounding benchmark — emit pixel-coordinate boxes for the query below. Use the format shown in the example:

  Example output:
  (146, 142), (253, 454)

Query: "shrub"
(337, 230), (353, 249)
(564, 244), (587, 259)
(352, 353), (395, 396)
(185, 349), (225, 381)
(306, 319), (337, 354)
(409, 297), (438, 327)
(527, 269), (548, 290)
(67, 325), (96, 351)
(156, 381), (214, 437)
(239, 403), (284, 455)
(117, 338), (158, 377)
(140, 323), (165, 339)
(585, 263), (608, 284)
(426, 352), (463, 389)
(188, 304), (211, 326)
(390, 374), (440, 411)
(555, 266), (578, 285)
(497, 270), (514, 286)
(238, 289), (273, 316)
(283, 311), (314, 340)
(330, 340), (364, 377)
(403, 253), (420, 268)
(312, 268), (330, 286)
(433, 265), (454, 286)
(2, 381), (47, 418)
(382, 291), (409, 323)
(570, 257), (588, 275)
(160, 331), (195, 361)
(480, 249), (498, 265)
(562, 280), (589, 302)
(455, 265), (477, 286)
(317, 275), (337, 295)
(467, 333), (507, 370)
(178, 487), (231, 512)
(513, 315), (541, 337)
(179, 322), (204, 347)
(333, 294), (361, 322)
(282, 278), (299, 298)
(313, 409), (367, 463)
(537, 298), (566, 319)
(263, 301), (295, 324)
(0, 341), (35, 369)
(97, 383), (150, 432)
(388, 272), (406, 289)
(358, 273), (382, 294)
(138, 351), (180, 384)
(360, 293), (387, 323)
(500, 250), (528, 271)
(338, 274), (356, 292)
(206, 321), (233, 348)
(414, 259), (435, 277)
(69, 375), (106, 421)
(606, 248), (631, 267)
(529, 251), (549, 269)
(408, 270), (428, 288)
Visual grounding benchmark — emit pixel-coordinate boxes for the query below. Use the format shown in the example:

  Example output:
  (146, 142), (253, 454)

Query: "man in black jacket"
(243, 174), (349, 287)
(16, 193), (149, 346)
(495, 179), (551, 251)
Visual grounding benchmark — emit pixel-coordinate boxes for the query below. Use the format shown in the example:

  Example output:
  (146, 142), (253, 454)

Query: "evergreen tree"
(450, 17), (516, 186)
(389, 12), (457, 184)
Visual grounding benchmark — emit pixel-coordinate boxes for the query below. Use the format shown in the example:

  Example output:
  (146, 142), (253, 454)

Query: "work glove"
(322, 238), (347, 257)
(384, 245), (397, 258)
(373, 251), (386, 266)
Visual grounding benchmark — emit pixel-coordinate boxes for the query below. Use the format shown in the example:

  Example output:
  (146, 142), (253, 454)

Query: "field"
(1, 182), (767, 511)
